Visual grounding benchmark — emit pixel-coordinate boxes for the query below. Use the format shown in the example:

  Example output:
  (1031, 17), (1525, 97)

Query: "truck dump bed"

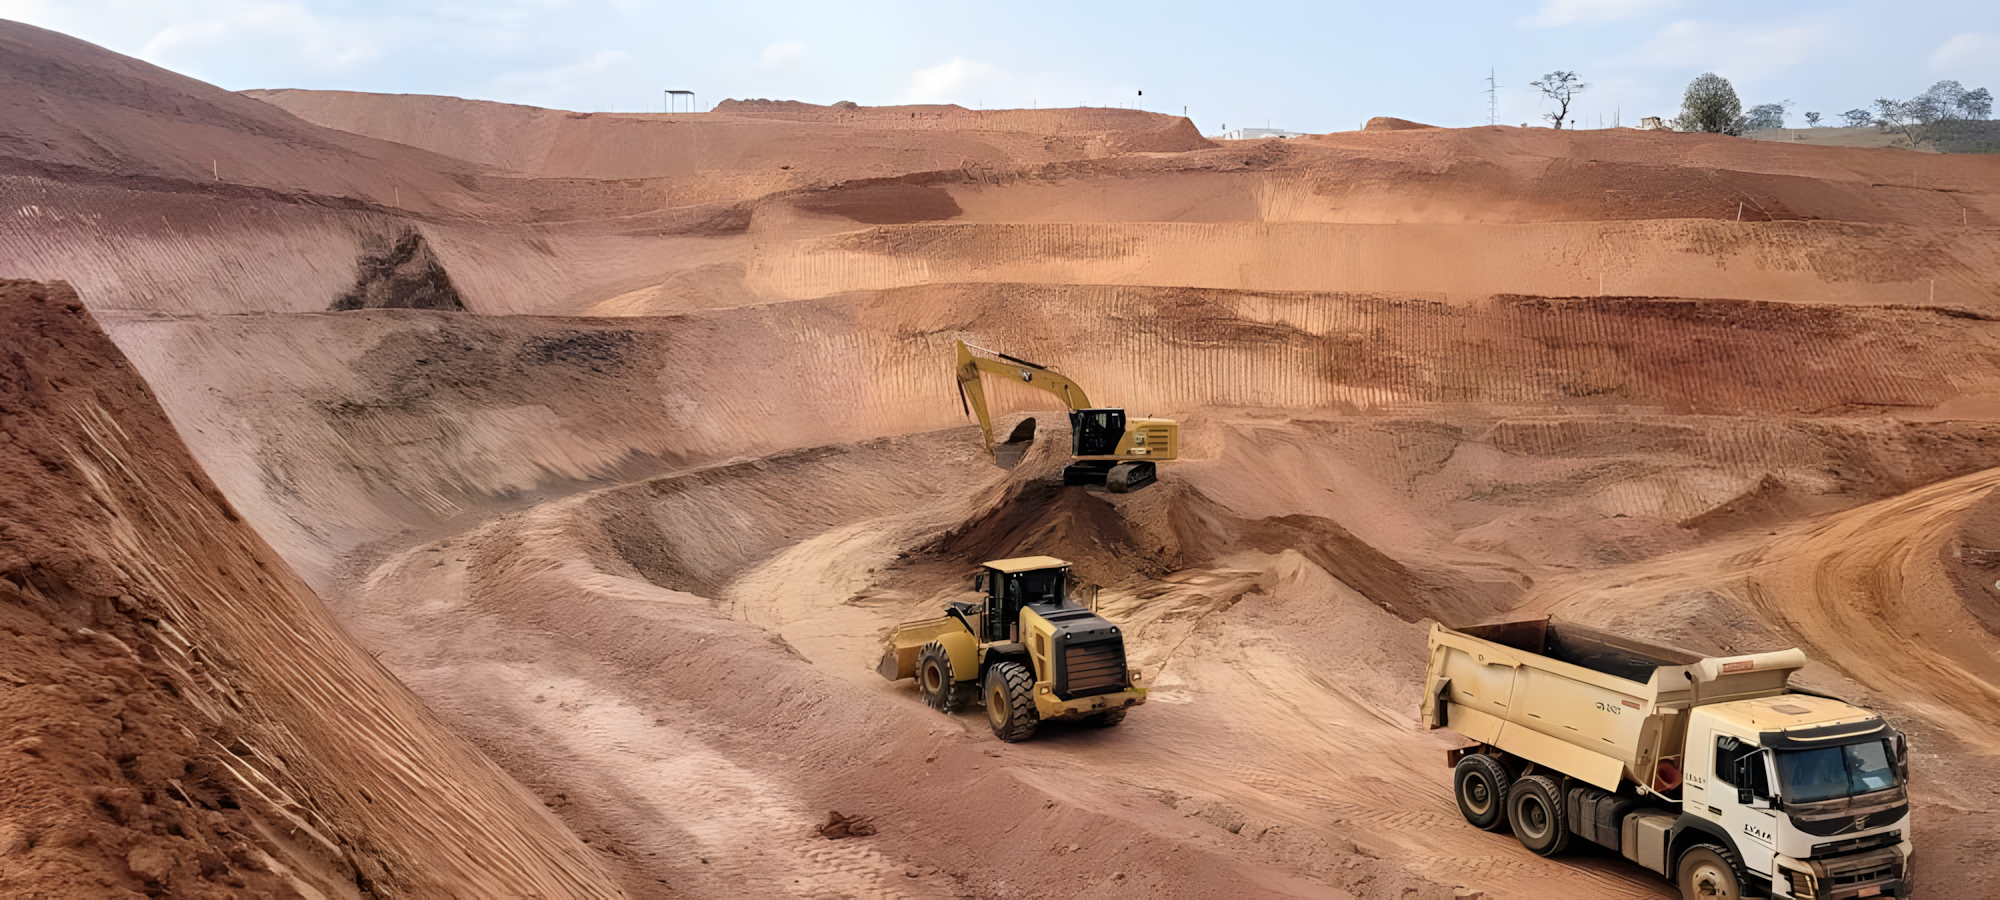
(1422, 619), (1808, 792)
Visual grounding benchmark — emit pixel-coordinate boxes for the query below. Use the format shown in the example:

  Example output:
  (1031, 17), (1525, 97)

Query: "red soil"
(5, 15), (2000, 900)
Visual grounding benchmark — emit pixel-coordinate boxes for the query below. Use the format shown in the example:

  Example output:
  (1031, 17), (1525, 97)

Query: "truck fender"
(1669, 815), (1770, 895)
(934, 630), (980, 683)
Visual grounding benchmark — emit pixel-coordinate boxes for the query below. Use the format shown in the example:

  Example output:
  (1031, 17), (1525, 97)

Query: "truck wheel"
(1087, 707), (1127, 727)
(1675, 845), (1743, 900)
(1506, 775), (1571, 857)
(918, 642), (968, 713)
(984, 661), (1039, 742)
(1452, 754), (1511, 832)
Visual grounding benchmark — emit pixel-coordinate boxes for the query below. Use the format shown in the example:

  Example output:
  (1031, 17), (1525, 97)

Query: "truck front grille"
(1814, 846), (1900, 899)
(1811, 831), (1899, 859)
(1061, 640), (1127, 697)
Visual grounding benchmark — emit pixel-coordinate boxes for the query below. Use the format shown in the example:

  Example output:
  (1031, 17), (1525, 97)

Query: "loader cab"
(1069, 408), (1126, 457)
(973, 556), (1073, 643)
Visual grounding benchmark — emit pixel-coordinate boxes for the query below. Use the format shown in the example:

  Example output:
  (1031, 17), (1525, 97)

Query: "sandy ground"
(7, 15), (2000, 899)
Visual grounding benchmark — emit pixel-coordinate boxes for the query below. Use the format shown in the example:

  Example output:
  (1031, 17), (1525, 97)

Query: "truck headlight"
(1786, 869), (1817, 900)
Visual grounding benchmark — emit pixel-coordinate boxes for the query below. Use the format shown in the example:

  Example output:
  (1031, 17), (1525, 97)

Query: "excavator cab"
(1069, 408), (1126, 457)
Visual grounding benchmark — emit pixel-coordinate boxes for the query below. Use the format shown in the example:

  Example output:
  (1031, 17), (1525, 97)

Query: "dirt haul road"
(5, 17), (2000, 899)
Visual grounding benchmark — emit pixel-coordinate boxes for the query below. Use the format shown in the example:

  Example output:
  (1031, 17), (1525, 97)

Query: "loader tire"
(918, 641), (969, 713)
(1452, 753), (1511, 832)
(1506, 774), (1571, 857)
(984, 661), (1039, 742)
(1087, 707), (1127, 728)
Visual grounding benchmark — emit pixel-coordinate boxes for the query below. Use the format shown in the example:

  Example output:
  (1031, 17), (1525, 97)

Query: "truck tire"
(918, 641), (969, 713)
(1087, 707), (1127, 728)
(984, 661), (1039, 742)
(1675, 845), (1744, 900)
(1452, 754), (1512, 832)
(1506, 775), (1571, 857)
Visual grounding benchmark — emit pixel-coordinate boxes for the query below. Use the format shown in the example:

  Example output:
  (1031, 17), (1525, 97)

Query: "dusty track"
(6, 16), (2000, 899)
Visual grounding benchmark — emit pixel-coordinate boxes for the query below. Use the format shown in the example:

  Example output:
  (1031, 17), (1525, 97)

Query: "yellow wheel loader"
(877, 556), (1146, 741)
(954, 340), (1178, 493)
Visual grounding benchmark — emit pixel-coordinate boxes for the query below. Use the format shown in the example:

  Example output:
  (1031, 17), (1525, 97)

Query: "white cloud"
(491, 49), (632, 107)
(0, 0), (50, 20)
(760, 41), (805, 67)
(1523, 0), (1678, 28)
(1931, 33), (1997, 70)
(140, 3), (382, 72)
(1636, 19), (1830, 80)
(905, 57), (1009, 104)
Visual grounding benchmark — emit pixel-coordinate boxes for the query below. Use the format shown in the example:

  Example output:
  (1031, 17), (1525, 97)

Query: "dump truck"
(954, 340), (1178, 492)
(878, 556), (1145, 741)
(1423, 619), (1912, 900)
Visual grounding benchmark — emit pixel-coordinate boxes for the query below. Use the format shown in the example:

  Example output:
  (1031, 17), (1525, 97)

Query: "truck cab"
(878, 556), (1147, 741)
(1424, 620), (1914, 900)
(1683, 696), (1911, 899)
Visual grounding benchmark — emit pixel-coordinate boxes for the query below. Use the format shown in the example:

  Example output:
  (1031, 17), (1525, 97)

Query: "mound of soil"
(1362, 117), (1438, 131)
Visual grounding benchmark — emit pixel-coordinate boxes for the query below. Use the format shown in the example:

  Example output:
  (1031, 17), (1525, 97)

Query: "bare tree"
(1839, 109), (1872, 128)
(1804, 111), (1822, 127)
(1531, 71), (1588, 129)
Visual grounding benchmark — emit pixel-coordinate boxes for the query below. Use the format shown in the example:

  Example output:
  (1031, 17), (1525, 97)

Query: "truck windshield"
(1775, 741), (1898, 804)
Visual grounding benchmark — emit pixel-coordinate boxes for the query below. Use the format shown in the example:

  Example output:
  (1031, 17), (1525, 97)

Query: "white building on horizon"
(1212, 127), (1307, 140)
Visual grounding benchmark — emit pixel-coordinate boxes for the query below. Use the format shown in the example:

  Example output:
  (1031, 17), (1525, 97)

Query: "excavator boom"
(956, 340), (1092, 453)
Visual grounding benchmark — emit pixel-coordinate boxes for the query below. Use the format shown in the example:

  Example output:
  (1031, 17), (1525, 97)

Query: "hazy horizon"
(3, 1), (1995, 134)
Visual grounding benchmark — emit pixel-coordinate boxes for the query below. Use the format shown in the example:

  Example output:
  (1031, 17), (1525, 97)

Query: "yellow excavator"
(954, 340), (1178, 492)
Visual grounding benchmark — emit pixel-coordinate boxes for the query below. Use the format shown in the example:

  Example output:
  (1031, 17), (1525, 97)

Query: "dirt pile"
(1362, 117), (1436, 131)
(0, 280), (619, 899)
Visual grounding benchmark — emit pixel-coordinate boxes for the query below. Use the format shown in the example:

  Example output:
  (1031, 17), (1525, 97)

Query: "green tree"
(1673, 72), (1744, 135)
(1874, 81), (1994, 149)
(1744, 101), (1790, 131)
(1531, 71), (1588, 129)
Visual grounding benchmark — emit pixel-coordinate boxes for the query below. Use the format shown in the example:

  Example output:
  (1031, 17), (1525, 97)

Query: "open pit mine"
(4, 18), (1999, 900)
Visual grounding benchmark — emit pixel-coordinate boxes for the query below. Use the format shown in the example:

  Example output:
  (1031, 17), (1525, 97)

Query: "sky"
(3, 1), (1997, 134)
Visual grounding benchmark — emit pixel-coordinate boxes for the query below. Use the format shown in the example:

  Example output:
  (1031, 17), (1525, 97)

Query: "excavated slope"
(0, 280), (618, 899)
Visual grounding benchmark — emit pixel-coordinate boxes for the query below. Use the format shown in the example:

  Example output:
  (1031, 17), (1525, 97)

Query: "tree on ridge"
(1531, 71), (1588, 129)
(1875, 81), (1994, 149)
(1673, 73), (1745, 135)
(1744, 101), (1790, 131)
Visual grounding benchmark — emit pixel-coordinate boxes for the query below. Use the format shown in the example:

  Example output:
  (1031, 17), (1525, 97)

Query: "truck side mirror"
(973, 572), (987, 594)
(1734, 754), (1770, 807)
(1890, 733), (1909, 781)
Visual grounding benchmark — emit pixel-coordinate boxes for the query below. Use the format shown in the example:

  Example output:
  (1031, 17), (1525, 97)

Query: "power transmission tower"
(1484, 67), (1503, 125)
